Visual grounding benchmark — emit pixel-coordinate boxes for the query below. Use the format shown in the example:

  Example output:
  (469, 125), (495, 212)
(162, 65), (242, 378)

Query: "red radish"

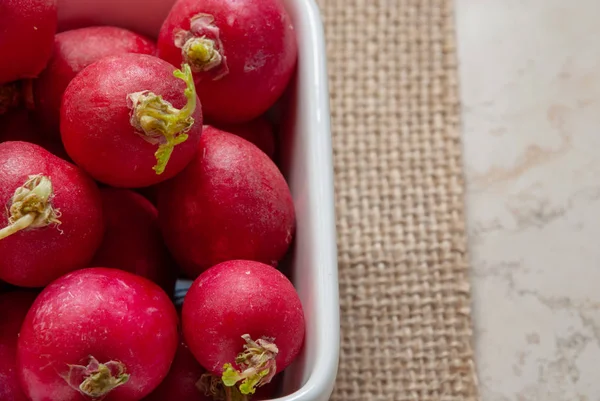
(210, 116), (275, 159)
(0, 291), (37, 401)
(157, 127), (295, 277)
(182, 260), (305, 397)
(61, 54), (202, 188)
(17, 268), (179, 401)
(92, 188), (176, 294)
(0, 141), (104, 287)
(0, 81), (22, 115)
(0, 0), (57, 84)
(33, 26), (157, 136)
(157, 0), (297, 123)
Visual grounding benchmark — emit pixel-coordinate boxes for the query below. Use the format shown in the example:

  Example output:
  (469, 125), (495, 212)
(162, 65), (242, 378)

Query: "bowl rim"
(276, 0), (340, 400)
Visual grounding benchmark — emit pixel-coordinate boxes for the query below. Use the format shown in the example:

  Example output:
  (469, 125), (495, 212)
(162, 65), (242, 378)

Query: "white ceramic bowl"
(275, 1), (340, 400)
(58, 0), (340, 399)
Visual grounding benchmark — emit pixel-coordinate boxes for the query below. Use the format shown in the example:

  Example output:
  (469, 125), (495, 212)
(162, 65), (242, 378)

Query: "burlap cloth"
(316, 0), (479, 400)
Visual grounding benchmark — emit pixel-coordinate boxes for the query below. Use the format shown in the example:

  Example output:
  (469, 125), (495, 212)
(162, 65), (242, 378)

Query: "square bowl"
(276, 1), (340, 400)
(58, 0), (340, 399)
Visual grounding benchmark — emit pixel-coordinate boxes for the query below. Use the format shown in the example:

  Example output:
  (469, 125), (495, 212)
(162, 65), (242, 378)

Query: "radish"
(0, 0), (58, 84)
(157, 127), (295, 277)
(210, 116), (275, 159)
(33, 26), (157, 136)
(0, 141), (104, 287)
(61, 53), (202, 188)
(157, 0), (297, 123)
(182, 260), (305, 398)
(92, 188), (176, 294)
(17, 268), (179, 401)
(0, 291), (37, 401)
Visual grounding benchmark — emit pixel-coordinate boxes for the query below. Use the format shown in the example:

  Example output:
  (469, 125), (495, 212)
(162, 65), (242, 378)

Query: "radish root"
(64, 356), (130, 399)
(221, 334), (278, 396)
(127, 63), (197, 175)
(0, 174), (61, 240)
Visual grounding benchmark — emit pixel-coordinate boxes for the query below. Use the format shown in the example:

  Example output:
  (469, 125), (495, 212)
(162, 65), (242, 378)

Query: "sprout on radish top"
(63, 356), (129, 399)
(174, 13), (229, 80)
(222, 335), (279, 396)
(128, 63), (197, 175)
(182, 261), (305, 401)
(0, 174), (61, 240)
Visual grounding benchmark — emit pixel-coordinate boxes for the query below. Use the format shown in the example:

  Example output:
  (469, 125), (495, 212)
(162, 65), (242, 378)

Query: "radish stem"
(221, 334), (278, 395)
(225, 386), (249, 401)
(173, 13), (229, 79)
(64, 356), (130, 398)
(0, 174), (61, 240)
(0, 214), (35, 239)
(183, 37), (222, 71)
(128, 63), (197, 175)
(198, 373), (249, 401)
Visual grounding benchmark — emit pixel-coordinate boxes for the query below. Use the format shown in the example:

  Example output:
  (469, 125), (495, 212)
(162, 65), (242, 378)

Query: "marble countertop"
(456, 0), (600, 399)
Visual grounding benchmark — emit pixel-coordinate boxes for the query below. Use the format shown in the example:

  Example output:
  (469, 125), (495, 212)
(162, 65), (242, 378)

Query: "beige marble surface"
(455, 1), (600, 400)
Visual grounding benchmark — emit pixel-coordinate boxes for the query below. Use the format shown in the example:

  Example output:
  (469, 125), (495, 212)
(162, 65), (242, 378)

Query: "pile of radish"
(0, 0), (305, 400)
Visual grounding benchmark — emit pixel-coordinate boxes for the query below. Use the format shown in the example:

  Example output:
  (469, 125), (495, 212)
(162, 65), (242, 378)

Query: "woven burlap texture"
(316, 0), (479, 400)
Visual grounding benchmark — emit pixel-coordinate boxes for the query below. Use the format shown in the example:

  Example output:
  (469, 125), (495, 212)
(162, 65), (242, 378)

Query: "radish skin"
(0, 0), (58, 84)
(61, 54), (203, 187)
(182, 260), (305, 397)
(0, 141), (104, 287)
(157, 0), (297, 123)
(17, 268), (179, 401)
(157, 128), (295, 276)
